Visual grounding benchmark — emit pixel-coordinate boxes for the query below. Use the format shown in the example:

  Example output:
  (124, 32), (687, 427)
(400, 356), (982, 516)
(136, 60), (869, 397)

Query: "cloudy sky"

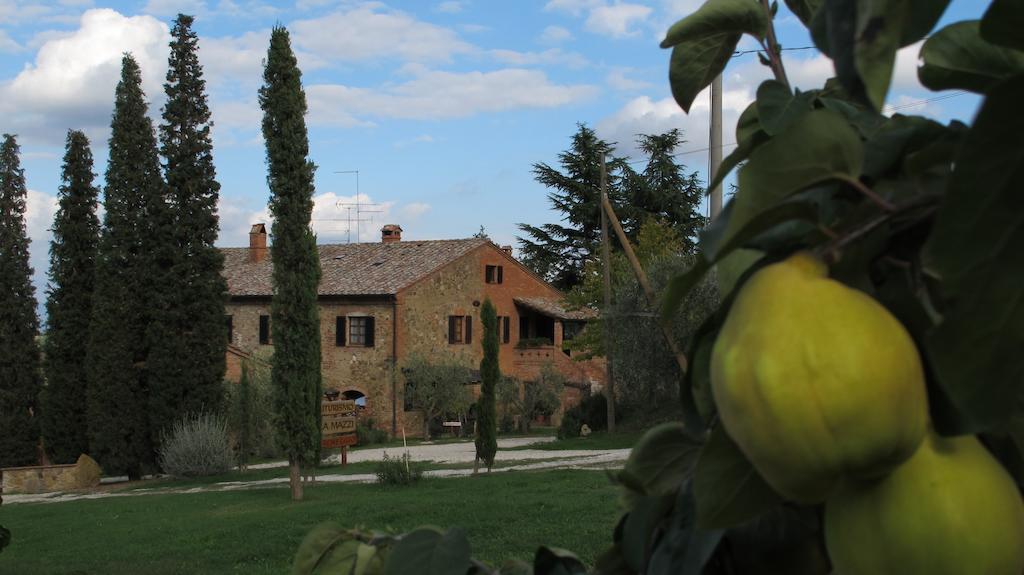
(1, 0), (982, 318)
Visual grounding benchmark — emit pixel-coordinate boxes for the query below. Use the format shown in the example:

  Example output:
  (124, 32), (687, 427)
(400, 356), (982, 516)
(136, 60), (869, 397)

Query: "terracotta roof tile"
(514, 296), (598, 320)
(221, 238), (489, 297)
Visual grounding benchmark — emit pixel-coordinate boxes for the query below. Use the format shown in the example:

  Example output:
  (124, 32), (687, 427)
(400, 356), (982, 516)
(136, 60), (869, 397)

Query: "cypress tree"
(88, 55), (167, 478)
(260, 25), (322, 501)
(0, 134), (43, 468)
(41, 130), (100, 463)
(148, 13), (227, 446)
(475, 298), (499, 473)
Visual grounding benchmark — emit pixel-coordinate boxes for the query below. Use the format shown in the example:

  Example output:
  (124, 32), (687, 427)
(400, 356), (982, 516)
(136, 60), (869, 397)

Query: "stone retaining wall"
(1, 454), (101, 494)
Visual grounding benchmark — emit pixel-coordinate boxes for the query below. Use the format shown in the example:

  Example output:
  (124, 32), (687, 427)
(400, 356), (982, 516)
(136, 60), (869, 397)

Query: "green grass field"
(0, 470), (621, 575)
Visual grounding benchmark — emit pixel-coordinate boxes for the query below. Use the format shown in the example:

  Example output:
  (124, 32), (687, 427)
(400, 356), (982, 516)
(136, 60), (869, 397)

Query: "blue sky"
(1, 0), (983, 312)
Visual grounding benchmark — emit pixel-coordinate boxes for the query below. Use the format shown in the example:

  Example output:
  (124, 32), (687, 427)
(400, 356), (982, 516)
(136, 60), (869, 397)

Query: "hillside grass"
(0, 469), (621, 574)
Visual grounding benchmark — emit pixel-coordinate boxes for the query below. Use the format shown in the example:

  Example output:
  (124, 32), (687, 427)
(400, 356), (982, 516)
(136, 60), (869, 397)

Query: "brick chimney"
(501, 245), (514, 257)
(381, 224), (402, 243)
(249, 223), (268, 263)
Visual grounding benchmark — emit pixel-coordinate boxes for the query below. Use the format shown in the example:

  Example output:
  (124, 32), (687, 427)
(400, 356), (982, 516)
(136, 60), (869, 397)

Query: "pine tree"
(516, 124), (625, 290)
(148, 13), (227, 446)
(630, 129), (706, 253)
(474, 298), (499, 473)
(0, 134), (43, 469)
(41, 130), (100, 464)
(260, 25), (322, 501)
(88, 55), (167, 479)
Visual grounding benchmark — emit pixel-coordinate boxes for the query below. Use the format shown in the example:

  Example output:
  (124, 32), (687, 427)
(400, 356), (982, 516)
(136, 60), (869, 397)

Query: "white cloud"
(606, 67), (651, 91)
(539, 25), (573, 44)
(544, 0), (603, 16)
(306, 66), (597, 122)
(25, 188), (60, 306)
(0, 29), (21, 52)
(291, 4), (473, 63)
(436, 1), (465, 13)
(199, 30), (269, 88)
(0, 9), (169, 145)
(662, 0), (703, 18)
(0, 1), (57, 24)
(460, 23), (489, 34)
(586, 3), (652, 38)
(489, 48), (588, 68)
(401, 202), (431, 220)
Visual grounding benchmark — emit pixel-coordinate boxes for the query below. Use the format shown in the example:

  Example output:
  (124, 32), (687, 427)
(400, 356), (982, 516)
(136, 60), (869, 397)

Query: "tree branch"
(760, 0), (790, 88)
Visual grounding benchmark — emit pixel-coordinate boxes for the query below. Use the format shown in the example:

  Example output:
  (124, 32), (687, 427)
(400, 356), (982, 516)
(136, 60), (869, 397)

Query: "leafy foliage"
(158, 412), (233, 478)
(475, 299), (499, 471)
(40, 130), (99, 465)
(375, 452), (424, 486)
(224, 353), (280, 461)
(260, 25), (323, 492)
(148, 13), (228, 451)
(87, 54), (166, 479)
(0, 525), (9, 554)
(402, 356), (473, 440)
(0, 134), (42, 469)
(497, 365), (562, 433)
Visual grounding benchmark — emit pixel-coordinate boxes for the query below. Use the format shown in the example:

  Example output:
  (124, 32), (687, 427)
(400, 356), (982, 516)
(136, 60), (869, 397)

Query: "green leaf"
(662, 0), (770, 112)
(735, 101), (762, 143)
(707, 131), (768, 196)
(784, 0), (823, 27)
(669, 36), (740, 114)
(724, 109), (862, 251)
(621, 493), (676, 571)
(981, 0), (1024, 52)
(353, 542), (385, 575)
(694, 425), (782, 529)
(919, 21), (1024, 94)
(862, 115), (947, 179)
(533, 546), (587, 575)
(384, 528), (472, 575)
(853, 0), (911, 111)
(819, 96), (886, 138)
(923, 74), (1024, 434)
(647, 481), (725, 575)
(0, 525), (10, 554)
(496, 560), (534, 575)
(900, 0), (951, 46)
(724, 507), (830, 574)
(755, 81), (815, 135)
(716, 249), (764, 297)
(292, 523), (357, 575)
(661, 0), (769, 48)
(623, 422), (704, 498)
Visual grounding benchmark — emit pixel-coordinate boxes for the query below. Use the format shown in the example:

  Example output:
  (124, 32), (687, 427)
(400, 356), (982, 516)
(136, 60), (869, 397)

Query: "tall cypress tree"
(88, 55), (167, 478)
(148, 13), (227, 445)
(260, 25), (322, 501)
(0, 134), (43, 469)
(475, 298), (499, 473)
(41, 130), (100, 464)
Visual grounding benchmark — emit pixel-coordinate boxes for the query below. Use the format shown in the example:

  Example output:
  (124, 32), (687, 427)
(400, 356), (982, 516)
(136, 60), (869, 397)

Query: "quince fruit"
(825, 433), (1024, 575)
(711, 251), (928, 503)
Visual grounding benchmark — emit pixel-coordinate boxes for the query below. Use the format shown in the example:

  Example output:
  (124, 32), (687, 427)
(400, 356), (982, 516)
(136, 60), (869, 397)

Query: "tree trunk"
(423, 416), (431, 441)
(289, 459), (303, 501)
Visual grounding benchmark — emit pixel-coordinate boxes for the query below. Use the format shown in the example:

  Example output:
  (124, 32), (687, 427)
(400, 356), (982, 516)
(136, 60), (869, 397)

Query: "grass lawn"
(0, 470), (621, 575)
(506, 431), (645, 451)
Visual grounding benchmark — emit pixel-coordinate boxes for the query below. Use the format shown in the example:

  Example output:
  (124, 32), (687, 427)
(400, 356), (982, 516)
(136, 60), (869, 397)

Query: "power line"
(733, 45), (817, 57)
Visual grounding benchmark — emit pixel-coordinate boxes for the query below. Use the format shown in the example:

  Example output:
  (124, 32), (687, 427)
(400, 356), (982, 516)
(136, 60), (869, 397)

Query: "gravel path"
(2, 437), (631, 505)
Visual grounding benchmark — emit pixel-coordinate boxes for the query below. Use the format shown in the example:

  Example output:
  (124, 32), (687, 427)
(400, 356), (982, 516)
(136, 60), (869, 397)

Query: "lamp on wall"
(472, 300), (481, 307)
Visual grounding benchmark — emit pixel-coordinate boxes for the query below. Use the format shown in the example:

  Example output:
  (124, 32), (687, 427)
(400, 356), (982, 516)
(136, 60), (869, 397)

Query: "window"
(496, 316), (510, 344)
(448, 315), (473, 344)
(225, 315), (233, 344)
(337, 316), (375, 347)
(485, 265), (503, 284)
(259, 315), (270, 345)
(349, 316), (375, 347)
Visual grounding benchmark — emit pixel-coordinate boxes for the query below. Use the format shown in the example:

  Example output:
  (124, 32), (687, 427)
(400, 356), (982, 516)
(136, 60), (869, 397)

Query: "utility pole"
(709, 73), (723, 221)
(600, 153), (615, 433)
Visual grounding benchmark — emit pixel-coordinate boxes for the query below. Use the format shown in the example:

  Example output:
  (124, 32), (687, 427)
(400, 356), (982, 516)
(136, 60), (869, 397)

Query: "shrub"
(159, 413), (234, 478)
(224, 358), (280, 460)
(557, 392), (611, 440)
(557, 409), (581, 439)
(356, 418), (389, 445)
(375, 452), (423, 486)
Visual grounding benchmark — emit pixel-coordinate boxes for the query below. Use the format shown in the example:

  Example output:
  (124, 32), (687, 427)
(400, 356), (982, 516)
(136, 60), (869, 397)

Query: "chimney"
(501, 245), (514, 257)
(249, 223), (267, 263)
(381, 224), (403, 244)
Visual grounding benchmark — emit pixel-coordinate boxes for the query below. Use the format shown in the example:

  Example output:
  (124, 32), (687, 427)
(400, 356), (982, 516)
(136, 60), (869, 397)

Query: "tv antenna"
(333, 170), (383, 243)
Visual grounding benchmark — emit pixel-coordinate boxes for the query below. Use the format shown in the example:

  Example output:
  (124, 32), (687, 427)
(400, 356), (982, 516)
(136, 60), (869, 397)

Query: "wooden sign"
(322, 435), (358, 448)
(322, 416), (356, 435)
(321, 399), (356, 417)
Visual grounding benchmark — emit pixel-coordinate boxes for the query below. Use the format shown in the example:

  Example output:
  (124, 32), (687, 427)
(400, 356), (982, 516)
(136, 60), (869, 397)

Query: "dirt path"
(2, 437), (631, 505)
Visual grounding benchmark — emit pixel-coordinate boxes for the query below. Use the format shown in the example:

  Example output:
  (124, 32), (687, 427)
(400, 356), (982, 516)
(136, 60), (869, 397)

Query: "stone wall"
(1, 454), (101, 494)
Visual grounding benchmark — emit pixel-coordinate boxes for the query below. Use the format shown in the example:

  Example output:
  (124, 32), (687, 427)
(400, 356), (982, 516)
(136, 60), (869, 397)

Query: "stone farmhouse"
(221, 224), (604, 437)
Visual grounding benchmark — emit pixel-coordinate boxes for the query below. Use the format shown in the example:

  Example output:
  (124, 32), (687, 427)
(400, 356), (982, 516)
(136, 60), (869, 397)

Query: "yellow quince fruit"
(711, 251), (928, 503)
(825, 432), (1024, 575)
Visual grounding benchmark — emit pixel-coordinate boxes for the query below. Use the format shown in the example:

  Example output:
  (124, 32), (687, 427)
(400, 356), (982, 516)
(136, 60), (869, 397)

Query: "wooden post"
(600, 154), (616, 433)
(341, 446), (348, 466)
(710, 74), (723, 221)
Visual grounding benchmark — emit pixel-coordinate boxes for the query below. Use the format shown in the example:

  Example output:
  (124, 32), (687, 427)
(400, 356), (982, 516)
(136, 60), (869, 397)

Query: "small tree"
(474, 299), (499, 473)
(0, 134), (43, 469)
(260, 25), (322, 501)
(402, 356), (473, 440)
(496, 364), (563, 433)
(41, 130), (100, 464)
(235, 360), (254, 471)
